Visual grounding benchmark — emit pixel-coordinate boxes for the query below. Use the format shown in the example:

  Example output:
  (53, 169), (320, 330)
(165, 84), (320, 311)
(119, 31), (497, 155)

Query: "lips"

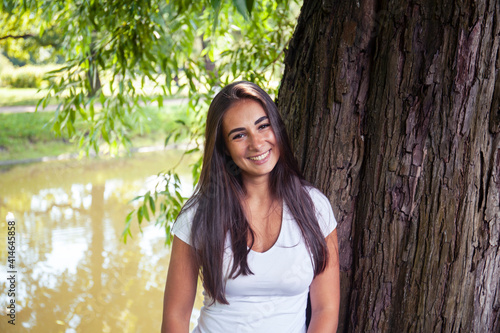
(248, 149), (270, 161)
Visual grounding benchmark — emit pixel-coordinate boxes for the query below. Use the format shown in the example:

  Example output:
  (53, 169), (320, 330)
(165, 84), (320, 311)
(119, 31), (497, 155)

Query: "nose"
(248, 132), (265, 151)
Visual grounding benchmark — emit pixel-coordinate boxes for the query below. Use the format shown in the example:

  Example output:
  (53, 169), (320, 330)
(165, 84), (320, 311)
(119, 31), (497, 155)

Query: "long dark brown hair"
(178, 81), (328, 304)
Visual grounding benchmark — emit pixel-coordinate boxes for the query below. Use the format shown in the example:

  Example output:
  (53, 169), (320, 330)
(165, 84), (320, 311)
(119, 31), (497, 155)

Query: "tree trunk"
(277, 0), (500, 332)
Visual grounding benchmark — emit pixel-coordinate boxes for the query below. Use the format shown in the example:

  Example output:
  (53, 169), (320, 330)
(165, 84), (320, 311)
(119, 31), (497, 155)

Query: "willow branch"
(0, 34), (35, 41)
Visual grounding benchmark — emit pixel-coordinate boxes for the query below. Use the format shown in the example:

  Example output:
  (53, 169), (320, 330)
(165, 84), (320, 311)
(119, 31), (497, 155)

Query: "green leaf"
(89, 103), (95, 120)
(143, 203), (150, 221)
(186, 147), (199, 154)
(100, 92), (106, 106)
(137, 206), (144, 224)
(122, 211), (135, 243)
(149, 196), (156, 215)
(164, 133), (173, 147)
(233, 0), (250, 20)
(246, 0), (255, 15)
(211, 0), (222, 32)
(125, 211), (134, 225)
(101, 126), (109, 143)
(211, 0), (222, 10)
(129, 195), (143, 203)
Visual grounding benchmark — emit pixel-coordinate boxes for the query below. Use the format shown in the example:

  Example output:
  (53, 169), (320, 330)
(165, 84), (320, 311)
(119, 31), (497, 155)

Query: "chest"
(222, 213), (315, 298)
(245, 201), (282, 253)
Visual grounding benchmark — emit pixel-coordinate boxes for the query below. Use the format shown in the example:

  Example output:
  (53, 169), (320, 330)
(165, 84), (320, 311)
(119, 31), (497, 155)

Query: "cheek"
(225, 141), (243, 159)
(269, 129), (278, 142)
(269, 132), (278, 148)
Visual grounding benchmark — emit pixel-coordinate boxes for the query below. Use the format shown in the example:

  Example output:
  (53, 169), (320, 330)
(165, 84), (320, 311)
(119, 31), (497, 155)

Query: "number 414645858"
(7, 220), (15, 269)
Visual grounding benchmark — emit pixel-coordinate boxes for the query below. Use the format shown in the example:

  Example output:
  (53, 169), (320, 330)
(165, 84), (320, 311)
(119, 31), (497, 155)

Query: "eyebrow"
(227, 116), (269, 137)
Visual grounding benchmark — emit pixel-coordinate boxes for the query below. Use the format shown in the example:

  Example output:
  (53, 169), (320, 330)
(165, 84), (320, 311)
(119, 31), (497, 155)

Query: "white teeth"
(249, 150), (270, 161)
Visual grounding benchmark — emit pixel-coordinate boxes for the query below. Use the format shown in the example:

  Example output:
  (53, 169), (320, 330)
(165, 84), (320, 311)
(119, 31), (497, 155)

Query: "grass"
(0, 88), (58, 107)
(0, 102), (194, 162)
(0, 87), (196, 162)
(125, 103), (194, 148)
(0, 111), (70, 161)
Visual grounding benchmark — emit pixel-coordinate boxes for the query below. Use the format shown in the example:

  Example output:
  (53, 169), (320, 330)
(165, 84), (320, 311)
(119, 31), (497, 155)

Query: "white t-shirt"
(172, 187), (337, 333)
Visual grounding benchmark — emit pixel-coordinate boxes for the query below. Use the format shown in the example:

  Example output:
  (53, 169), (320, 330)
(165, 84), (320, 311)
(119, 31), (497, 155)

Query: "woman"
(162, 81), (340, 332)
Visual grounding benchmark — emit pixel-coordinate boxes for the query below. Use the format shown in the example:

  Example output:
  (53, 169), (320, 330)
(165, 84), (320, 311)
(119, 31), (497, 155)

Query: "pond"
(0, 150), (203, 332)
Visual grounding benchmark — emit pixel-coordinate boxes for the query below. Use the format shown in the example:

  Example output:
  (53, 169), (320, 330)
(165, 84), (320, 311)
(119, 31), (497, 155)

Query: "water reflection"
(0, 150), (201, 332)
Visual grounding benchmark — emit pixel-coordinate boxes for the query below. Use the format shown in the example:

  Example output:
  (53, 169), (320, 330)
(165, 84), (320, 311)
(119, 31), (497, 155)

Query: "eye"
(232, 133), (244, 140)
(259, 123), (271, 130)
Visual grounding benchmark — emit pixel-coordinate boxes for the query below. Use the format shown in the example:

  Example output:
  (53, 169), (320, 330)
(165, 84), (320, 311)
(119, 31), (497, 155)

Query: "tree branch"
(0, 34), (35, 41)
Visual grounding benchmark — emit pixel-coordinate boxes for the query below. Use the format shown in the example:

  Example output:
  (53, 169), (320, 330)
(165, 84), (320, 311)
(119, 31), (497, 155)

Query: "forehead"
(222, 99), (267, 129)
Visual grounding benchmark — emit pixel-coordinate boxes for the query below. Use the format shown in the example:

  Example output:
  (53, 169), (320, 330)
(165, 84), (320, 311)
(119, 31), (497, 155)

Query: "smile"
(248, 150), (270, 161)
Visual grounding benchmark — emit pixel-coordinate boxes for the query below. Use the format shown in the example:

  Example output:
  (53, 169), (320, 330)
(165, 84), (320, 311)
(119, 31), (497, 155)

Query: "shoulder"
(171, 201), (198, 246)
(305, 186), (332, 212)
(305, 186), (329, 204)
(176, 201), (198, 223)
(304, 186), (337, 236)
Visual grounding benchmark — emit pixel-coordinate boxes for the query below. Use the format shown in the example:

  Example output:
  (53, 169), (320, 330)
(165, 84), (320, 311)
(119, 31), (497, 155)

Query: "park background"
(2, 1), (295, 332)
(0, 0), (499, 332)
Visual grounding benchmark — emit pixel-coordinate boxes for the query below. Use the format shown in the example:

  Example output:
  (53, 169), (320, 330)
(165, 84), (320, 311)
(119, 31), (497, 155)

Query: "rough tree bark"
(278, 0), (500, 332)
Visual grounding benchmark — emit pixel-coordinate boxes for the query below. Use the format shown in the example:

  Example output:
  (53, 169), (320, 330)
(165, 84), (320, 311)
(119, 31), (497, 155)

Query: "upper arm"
(308, 229), (340, 332)
(162, 235), (199, 332)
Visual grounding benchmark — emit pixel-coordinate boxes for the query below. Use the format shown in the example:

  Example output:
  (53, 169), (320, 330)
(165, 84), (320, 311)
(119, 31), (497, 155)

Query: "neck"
(242, 174), (272, 202)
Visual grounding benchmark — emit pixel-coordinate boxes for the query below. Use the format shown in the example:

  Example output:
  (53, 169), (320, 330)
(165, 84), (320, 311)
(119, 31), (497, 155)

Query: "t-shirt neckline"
(248, 200), (286, 255)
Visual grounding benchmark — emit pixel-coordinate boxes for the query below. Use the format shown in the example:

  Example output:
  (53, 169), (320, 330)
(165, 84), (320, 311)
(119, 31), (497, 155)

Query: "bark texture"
(278, 0), (500, 332)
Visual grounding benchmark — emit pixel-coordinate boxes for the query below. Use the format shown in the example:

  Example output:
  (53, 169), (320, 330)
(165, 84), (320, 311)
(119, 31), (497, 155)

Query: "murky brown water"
(0, 150), (202, 332)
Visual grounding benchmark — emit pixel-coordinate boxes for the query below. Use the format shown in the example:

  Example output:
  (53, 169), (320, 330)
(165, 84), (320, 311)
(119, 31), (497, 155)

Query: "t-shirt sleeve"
(171, 205), (196, 246)
(308, 187), (337, 237)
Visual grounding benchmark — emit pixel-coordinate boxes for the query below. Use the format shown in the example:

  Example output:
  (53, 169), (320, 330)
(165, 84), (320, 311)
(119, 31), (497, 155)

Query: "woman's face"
(222, 99), (280, 182)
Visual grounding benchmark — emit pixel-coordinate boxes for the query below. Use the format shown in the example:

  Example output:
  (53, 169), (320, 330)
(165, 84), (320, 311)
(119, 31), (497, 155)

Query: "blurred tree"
(0, 2), (61, 65)
(0, 0), (300, 238)
(0, 0), (297, 149)
(0, 0), (300, 243)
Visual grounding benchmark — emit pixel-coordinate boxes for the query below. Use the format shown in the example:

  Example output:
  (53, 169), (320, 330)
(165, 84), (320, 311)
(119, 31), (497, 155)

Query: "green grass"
(0, 102), (194, 162)
(0, 87), (196, 162)
(0, 111), (67, 160)
(126, 103), (194, 147)
(0, 88), (58, 107)
(0, 88), (185, 107)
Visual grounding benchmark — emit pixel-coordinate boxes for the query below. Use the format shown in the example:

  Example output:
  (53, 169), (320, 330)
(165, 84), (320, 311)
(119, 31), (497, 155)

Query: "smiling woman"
(161, 81), (340, 333)
(222, 99), (280, 180)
